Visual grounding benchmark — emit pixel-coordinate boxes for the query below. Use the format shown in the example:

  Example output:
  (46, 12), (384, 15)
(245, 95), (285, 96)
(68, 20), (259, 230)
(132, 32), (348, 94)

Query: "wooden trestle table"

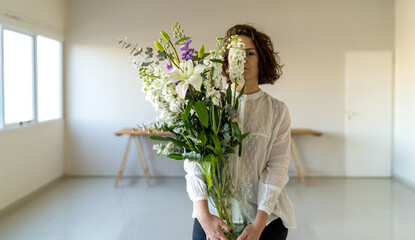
(114, 128), (322, 187)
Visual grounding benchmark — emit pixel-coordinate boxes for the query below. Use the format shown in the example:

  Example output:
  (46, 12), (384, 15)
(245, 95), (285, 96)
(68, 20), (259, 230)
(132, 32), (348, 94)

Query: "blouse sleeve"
(257, 102), (291, 215)
(184, 159), (208, 202)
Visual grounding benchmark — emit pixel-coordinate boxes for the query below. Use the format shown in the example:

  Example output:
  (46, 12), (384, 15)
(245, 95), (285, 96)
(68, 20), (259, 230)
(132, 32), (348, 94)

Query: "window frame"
(0, 23), (63, 131)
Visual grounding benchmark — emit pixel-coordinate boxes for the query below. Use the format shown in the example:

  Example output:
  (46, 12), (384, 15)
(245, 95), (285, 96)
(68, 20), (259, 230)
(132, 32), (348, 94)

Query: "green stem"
(233, 83), (238, 108)
(188, 86), (197, 102)
(164, 52), (181, 69)
(168, 39), (180, 64)
(215, 108), (223, 135)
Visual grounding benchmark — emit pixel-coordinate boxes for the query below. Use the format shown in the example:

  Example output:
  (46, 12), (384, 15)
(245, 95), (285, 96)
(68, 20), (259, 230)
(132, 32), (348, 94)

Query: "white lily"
(168, 60), (206, 99)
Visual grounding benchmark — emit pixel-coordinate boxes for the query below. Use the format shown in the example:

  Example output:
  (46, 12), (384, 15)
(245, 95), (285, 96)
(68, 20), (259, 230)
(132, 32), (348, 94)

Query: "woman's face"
(228, 35), (259, 84)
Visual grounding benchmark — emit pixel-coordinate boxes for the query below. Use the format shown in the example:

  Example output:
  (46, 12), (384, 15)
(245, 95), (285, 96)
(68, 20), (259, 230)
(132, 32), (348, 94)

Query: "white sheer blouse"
(184, 89), (297, 229)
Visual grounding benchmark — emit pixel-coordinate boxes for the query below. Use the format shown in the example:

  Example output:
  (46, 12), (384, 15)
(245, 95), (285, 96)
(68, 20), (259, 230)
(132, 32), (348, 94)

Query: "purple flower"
(179, 39), (192, 51)
(181, 48), (195, 61)
(166, 62), (173, 71)
(179, 37), (195, 61)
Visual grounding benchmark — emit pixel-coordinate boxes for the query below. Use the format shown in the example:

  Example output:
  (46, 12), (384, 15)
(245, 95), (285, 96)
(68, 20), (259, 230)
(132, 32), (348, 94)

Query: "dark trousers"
(192, 218), (288, 240)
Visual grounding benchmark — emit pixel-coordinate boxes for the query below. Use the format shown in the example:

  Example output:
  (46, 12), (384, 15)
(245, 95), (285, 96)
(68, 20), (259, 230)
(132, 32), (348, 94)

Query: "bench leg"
(291, 136), (306, 187)
(115, 135), (132, 187)
(137, 136), (151, 181)
(133, 136), (151, 187)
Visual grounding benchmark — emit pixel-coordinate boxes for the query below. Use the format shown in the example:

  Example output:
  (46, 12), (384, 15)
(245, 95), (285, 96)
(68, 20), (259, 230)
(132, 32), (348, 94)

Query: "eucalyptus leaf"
(142, 61), (154, 67)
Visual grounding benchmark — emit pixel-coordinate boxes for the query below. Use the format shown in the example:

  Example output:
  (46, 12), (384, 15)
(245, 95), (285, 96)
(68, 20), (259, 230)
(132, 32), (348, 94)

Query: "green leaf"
(133, 47), (143, 56)
(163, 126), (181, 139)
(202, 155), (217, 190)
(194, 101), (209, 127)
(168, 154), (184, 160)
(231, 121), (241, 140)
(156, 50), (165, 61)
(149, 135), (187, 148)
(174, 36), (191, 45)
(142, 61), (154, 67)
(223, 148), (235, 154)
(210, 134), (223, 155)
(149, 135), (171, 142)
(199, 131), (207, 148)
(195, 52), (210, 61)
(241, 132), (250, 140)
(209, 59), (224, 64)
(206, 145), (216, 152)
(182, 102), (193, 121)
(210, 102), (217, 134)
(201, 53), (210, 58)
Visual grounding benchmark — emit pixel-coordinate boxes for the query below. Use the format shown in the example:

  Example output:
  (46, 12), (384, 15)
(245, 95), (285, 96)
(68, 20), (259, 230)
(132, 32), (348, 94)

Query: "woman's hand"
(237, 210), (268, 240)
(236, 222), (265, 240)
(195, 200), (231, 240)
(198, 213), (232, 240)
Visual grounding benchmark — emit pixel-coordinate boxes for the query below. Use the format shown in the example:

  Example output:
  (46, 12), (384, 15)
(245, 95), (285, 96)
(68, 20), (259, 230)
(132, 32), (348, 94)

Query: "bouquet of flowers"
(119, 22), (249, 239)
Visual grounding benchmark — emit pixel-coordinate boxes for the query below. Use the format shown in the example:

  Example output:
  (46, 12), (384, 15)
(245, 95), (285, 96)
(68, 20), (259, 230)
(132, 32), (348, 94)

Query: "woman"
(184, 24), (296, 240)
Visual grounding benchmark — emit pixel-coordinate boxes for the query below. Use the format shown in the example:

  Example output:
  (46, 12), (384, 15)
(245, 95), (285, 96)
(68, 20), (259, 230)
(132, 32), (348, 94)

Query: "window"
(3, 29), (34, 125)
(0, 25), (63, 129)
(37, 36), (62, 122)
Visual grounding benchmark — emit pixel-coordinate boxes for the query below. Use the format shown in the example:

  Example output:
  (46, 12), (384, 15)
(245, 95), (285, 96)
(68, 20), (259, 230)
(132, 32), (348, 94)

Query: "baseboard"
(394, 175), (415, 191)
(0, 175), (64, 217)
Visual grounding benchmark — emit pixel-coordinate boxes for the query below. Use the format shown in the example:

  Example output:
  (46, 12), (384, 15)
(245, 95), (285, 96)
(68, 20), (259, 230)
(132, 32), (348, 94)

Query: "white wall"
(65, 0), (394, 177)
(393, 0), (415, 188)
(0, 0), (65, 211)
(0, 0), (65, 39)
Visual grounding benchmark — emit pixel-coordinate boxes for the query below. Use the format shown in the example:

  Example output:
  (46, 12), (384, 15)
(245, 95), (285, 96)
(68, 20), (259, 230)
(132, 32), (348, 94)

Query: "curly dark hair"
(222, 24), (283, 85)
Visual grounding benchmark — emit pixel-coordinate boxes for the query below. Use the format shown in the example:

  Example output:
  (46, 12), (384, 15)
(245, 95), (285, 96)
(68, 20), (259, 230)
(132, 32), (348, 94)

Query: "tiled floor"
(0, 177), (414, 240)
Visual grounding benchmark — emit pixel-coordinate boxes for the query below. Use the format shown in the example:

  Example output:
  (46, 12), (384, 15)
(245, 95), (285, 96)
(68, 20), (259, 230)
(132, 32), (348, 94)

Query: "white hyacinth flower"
(228, 37), (246, 85)
(168, 60), (206, 99)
